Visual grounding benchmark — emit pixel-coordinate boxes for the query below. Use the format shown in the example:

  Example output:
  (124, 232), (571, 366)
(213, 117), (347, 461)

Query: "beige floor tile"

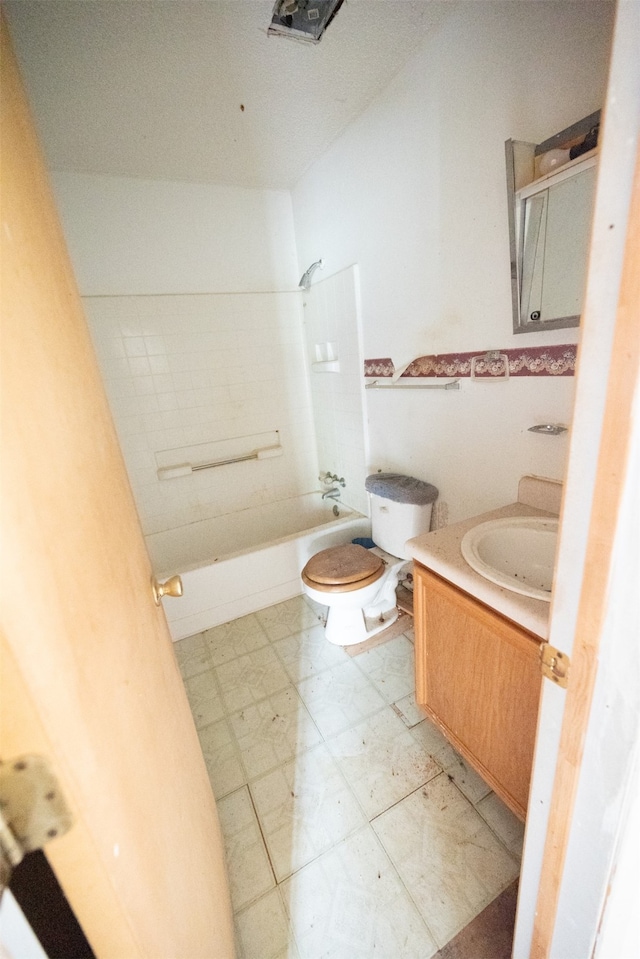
(443, 754), (492, 805)
(296, 659), (387, 739)
(218, 786), (275, 912)
(354, 634), (416, 703)
(273, 623), (347, 683)
(228, 686), (322, 780)
(198, 717), (246, 799)
(215, 645), (290, 713)
(184, 667), (225, 729)
(174, 631), (212, 680)
(410, 717), (460, 768)
(235, 889), (298, 959)
(372, 774), (519, 947)
(326, 708), (442, 818)
(280, 826), (438, 959)
(477, 792), (525, 858)
(301, 594), (327, 620)
(392, 691), (428, 728)
(181, 603), (522, 957)
(250, 743), (365, 882)
(256, 595), (322, 641)
(204, 613), (270, 666)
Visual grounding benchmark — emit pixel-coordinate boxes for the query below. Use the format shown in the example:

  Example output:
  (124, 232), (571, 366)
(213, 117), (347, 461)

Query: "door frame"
(514, 1), (640, 954)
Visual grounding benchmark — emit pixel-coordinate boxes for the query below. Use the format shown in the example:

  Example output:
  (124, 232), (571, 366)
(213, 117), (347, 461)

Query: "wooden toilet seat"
(301, 544), (385, 594)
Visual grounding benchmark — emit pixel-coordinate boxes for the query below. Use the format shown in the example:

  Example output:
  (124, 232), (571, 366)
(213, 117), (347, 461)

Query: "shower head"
(299, 259), (323, 290)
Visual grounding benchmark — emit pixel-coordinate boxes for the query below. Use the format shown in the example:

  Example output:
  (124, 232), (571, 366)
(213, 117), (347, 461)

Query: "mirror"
(519, 160), (596, 327)
(506, 112), (599, 334)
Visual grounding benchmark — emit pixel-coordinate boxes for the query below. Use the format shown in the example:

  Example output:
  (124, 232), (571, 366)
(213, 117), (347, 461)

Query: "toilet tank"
(365, 473), (438, 560)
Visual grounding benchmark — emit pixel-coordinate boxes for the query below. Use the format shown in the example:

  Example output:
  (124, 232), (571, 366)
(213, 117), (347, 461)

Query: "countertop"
(406, 502), (555, 640)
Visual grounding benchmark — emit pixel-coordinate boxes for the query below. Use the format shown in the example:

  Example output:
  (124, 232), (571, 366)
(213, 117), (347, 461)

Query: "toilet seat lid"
(303, 544), (384, 585)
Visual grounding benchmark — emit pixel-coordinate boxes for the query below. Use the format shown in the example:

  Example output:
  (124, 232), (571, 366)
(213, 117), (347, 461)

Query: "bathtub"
(146, 493), (370, 641)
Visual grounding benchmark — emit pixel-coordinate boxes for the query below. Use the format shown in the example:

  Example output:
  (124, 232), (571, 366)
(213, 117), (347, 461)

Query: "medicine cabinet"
(505, 111), (599, 334)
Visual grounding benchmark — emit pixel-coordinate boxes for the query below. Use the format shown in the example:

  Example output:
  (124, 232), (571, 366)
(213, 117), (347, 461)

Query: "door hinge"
(539, 643), (571, 688)
(0, 755), (73, 892)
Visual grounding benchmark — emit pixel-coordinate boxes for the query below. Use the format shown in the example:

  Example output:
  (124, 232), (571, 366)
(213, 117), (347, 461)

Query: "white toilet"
(301, 474), (438, 645)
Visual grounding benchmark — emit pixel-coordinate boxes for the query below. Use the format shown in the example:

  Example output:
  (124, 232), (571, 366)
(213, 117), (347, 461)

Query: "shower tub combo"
(146, 493), (369, 640)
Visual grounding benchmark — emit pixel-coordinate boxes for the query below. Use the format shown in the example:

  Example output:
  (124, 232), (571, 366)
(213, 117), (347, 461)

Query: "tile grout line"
(179, 598), (523, 955)
(229, 687), (325, 790)
(244, 783), (279, 894)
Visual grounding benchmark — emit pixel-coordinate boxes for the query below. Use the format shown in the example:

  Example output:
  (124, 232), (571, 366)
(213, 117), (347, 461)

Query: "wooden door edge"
(529, 135), (640, 959)
(0, 628), (142, 958)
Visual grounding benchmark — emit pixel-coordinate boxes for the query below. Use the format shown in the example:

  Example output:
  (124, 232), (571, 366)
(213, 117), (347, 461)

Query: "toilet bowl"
(302, 544), (406, 645)
(301, 473), (438, 646)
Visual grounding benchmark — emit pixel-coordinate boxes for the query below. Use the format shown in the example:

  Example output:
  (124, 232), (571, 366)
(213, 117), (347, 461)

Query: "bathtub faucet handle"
(328, 473), (346, 487)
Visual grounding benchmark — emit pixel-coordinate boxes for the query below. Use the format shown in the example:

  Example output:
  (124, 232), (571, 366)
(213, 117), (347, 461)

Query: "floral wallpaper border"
(364, 344), (577, 379)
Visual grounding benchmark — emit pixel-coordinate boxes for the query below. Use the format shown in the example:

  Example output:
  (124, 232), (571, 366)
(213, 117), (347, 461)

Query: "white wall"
(0, 892), (47, 959)
(54, 173), (319, 535)
(291, 1), (614, 523)
(302, 266), (369, 516)
(53, 3), (615, 533)
(52, 171), (299, 294)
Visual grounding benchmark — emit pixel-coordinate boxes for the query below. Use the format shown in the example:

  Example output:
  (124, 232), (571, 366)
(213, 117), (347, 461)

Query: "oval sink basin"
(461, 516), (558, 601)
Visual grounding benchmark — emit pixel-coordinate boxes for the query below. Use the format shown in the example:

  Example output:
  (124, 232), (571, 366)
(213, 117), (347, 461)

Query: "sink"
(461, 516), (558, 601)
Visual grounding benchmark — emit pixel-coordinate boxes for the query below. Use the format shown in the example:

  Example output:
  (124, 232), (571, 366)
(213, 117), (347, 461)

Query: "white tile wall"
(302, 266), (369, 515)
(84, 292), (319, 534)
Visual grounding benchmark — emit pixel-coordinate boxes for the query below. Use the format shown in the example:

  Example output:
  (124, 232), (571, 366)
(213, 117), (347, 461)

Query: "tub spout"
(322, 487), (340, 500)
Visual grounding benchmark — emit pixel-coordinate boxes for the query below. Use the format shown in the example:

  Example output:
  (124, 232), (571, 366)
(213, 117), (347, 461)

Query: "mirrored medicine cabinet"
(505, 111), (600, 334)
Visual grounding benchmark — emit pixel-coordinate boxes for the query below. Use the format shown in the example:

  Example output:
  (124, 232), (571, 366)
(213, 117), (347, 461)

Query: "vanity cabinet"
(414, 562), (543, 820)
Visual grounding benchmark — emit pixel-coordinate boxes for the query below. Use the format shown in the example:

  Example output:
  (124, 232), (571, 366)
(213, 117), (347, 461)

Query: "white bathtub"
(146, 494), (370, 640)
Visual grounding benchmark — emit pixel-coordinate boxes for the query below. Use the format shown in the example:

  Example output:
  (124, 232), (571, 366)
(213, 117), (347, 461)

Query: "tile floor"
(176, 595), (524, 959)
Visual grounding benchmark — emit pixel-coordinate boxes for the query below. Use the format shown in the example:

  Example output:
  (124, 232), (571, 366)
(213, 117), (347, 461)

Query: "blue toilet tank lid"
(365, 473), (438, 505)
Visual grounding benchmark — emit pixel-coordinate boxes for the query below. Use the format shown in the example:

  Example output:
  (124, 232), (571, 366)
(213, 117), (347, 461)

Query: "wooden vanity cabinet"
(414, 562), (543, 820)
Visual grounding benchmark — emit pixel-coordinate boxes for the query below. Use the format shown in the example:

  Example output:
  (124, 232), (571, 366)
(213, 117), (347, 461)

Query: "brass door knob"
(152, 575), (183, 606)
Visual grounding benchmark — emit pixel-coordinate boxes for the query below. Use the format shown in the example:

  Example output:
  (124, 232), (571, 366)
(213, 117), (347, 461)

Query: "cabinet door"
(414, 564), (542, 818)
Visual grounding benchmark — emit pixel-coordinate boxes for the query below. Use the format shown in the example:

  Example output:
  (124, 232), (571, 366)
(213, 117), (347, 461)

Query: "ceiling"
(4, 1), (450, 191)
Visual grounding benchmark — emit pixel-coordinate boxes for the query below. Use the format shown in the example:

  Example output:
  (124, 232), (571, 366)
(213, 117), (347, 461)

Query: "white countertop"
(406, 502), (555, 640)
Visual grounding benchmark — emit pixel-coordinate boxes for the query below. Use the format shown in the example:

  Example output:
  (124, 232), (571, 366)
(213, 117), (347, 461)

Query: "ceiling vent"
(268, 0), (345, 44)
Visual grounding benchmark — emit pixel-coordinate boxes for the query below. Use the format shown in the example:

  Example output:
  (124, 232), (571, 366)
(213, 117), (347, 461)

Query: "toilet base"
(324, 604), (399, 646)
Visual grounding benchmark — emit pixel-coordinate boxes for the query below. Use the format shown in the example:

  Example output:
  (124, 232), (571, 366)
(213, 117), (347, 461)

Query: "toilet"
(301, 473), (438, 645)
